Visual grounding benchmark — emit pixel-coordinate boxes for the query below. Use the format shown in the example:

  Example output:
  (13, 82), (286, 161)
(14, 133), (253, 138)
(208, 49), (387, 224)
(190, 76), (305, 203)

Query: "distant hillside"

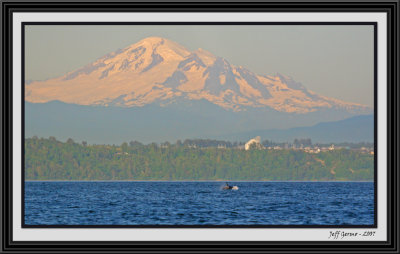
(217, 115), (374, 143)
(25, 101), (369, 145)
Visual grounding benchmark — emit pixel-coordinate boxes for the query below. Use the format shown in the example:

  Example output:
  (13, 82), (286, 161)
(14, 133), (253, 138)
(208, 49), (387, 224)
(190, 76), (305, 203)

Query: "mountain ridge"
(215, 114), (374, 143)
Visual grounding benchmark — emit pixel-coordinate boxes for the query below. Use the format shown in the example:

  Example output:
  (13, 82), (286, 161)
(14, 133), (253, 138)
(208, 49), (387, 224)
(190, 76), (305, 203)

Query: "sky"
(25, 25), (374, 107)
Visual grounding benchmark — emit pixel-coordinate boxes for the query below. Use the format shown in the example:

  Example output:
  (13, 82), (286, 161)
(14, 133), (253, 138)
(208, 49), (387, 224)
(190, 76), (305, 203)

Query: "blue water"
(25, 181), (374, 226)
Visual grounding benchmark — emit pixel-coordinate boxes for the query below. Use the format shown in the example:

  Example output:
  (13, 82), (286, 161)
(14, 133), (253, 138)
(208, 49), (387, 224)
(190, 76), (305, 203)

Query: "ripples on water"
(25, 181), (374, 226)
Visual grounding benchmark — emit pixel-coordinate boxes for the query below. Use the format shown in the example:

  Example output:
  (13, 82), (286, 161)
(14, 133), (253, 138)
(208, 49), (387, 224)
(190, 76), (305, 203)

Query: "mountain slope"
(25, 37), (371, 114)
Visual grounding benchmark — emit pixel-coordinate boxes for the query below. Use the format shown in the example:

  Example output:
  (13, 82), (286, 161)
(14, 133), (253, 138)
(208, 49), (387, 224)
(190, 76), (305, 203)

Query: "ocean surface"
(24, 181), (374, 226)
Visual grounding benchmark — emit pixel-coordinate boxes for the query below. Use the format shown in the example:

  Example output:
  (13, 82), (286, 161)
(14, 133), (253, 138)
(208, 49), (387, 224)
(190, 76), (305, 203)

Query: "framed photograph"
(1, 0), (398, 253)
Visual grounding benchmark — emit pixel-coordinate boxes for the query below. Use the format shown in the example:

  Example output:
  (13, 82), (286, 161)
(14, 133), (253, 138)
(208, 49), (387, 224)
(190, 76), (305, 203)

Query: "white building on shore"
(245, 136), (262, 150)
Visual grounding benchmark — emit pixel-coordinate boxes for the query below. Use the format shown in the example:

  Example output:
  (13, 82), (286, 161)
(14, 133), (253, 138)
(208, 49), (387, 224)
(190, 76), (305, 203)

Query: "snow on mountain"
(25, 36), (371, 114)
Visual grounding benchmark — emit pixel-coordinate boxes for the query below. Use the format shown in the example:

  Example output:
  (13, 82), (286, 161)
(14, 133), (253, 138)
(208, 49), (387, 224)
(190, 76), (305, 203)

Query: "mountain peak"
(133, 36), (167, 49)
(129, 37), (190, 58)
(138, 36), (165, 43)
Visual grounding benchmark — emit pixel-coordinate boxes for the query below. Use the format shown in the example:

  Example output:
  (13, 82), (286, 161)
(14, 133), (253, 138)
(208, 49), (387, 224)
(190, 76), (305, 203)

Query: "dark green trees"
(25, 137), (374, 181)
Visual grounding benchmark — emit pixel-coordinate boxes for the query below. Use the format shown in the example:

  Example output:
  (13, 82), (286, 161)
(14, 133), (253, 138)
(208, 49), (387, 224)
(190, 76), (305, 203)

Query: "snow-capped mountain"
(25, 37), (371, 114)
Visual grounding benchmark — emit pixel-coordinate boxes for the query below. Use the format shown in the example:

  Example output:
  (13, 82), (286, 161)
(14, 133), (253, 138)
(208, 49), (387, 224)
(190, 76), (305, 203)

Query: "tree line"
(25, 137), (374, 181)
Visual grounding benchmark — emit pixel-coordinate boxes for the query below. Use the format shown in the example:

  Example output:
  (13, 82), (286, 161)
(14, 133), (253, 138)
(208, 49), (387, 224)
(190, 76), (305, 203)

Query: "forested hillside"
(25, 137), (374, 181)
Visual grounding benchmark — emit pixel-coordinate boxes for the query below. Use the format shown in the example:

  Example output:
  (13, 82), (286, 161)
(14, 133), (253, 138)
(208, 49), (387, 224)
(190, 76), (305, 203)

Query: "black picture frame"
(1, 0), (398, 253)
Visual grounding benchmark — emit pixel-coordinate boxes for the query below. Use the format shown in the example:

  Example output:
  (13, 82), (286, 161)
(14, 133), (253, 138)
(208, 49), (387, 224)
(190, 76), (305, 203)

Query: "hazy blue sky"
(25, 25), (374, 107)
